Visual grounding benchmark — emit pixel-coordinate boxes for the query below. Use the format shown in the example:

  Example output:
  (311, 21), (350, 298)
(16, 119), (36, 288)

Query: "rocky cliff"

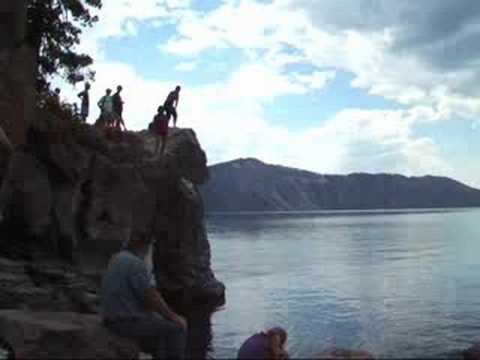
(201, 158), (480, 212)
(0, 117), (225, 314)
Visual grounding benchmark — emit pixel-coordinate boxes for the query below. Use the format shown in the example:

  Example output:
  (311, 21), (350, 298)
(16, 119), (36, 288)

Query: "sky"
(58, 0), (480, 187)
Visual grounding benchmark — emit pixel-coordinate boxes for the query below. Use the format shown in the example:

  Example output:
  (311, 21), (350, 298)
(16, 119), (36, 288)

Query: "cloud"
(159, 0), (480, 119)
(59, 0), (480, 187)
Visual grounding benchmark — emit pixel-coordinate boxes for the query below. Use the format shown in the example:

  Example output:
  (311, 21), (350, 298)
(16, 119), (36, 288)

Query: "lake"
(206, 208), (480, 358)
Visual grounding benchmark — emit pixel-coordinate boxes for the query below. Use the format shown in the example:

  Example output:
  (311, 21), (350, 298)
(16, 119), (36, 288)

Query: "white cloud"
(59, 0), (480, 187)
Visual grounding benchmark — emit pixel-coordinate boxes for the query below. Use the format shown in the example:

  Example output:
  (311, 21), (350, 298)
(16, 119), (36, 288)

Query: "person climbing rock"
(163, 85), (181, 128)
(97, 88), (114, 128)
(112, 85), (127, 131)
(102, 229), (188, 359)
(237, 327), (289, 359)
(78, 82), (90, 122)
(152, 105), (170, 155)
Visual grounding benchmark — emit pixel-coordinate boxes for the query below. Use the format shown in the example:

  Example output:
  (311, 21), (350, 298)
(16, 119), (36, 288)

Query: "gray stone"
(0, 310), (139, 359)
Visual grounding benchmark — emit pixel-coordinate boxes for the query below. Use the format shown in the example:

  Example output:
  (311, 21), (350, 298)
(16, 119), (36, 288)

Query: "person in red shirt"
(153, 106), (170, 155)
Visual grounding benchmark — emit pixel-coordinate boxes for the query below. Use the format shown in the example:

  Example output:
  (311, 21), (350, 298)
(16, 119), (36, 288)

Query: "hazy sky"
(59, 0), (480, 187)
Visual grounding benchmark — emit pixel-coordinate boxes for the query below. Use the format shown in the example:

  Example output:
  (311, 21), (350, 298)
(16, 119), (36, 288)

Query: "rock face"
(0, 310), (139, 359)
(0, 121), (224, 313)
(201, 158), (480, 211)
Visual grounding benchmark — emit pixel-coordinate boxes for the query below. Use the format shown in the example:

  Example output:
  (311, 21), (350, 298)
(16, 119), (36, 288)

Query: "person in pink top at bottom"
(237, 327), (289, 359)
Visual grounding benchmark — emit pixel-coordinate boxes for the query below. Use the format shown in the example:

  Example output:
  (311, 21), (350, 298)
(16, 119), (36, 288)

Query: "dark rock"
(0, 310), (139, 359)
(463, 344), (480, 360)
(0, 256), (98, 313)
(0, 125), (225, 311)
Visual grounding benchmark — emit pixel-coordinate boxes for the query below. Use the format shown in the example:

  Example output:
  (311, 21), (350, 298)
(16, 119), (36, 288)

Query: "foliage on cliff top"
(26, 0), (102, 91)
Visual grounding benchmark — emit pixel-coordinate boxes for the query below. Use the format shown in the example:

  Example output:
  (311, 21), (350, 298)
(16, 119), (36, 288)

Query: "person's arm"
(145, 288), (187, 330)
(175, 94), (179, 108)
(128, 261), (187, 330)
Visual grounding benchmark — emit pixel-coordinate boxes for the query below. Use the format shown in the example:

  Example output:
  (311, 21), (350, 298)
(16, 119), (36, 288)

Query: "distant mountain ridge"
(200, 158), (480, 211)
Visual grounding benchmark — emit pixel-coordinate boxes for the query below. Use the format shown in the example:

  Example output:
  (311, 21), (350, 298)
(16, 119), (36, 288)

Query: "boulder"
(0, 310), (139, 359)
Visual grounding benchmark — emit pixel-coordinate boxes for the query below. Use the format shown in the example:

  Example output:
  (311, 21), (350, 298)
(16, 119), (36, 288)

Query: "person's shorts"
(164, 105), (177, 119)
(155, 119), (168, 136)
(81, 105), (89, 118)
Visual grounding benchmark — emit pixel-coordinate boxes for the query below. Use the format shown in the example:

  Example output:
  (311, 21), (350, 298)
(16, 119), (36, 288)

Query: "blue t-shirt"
(101, 250), (153, 320)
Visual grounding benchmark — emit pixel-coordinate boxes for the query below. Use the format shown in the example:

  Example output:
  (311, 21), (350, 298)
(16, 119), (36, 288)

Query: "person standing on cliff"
(102, 229), (188, 359)
(163, 85), (181, 128)
(97, 88), (115, 128)
(152, 105), (170, 156)
(77, 82), (90, 123)
(112, 85), (127, 131)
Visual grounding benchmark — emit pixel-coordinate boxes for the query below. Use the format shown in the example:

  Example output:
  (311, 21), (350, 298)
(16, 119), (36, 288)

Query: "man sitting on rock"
(101, 229), (188, 359)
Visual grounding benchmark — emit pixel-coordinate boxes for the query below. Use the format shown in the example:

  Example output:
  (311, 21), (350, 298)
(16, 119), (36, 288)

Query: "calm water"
(206, 208), (480, 359)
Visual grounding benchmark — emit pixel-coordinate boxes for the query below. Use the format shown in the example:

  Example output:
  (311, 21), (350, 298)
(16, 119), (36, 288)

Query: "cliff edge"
(0, 118), (225, 313)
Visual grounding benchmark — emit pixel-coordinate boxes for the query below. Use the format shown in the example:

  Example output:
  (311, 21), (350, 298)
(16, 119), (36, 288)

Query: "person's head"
(117, 85), (123, 93)
(175, 85), (181, 93)
(85, 82), (91, 90)
(55, 88), (61, 95)
(127, 229), (153, 257)
(106, 88), (112, 95)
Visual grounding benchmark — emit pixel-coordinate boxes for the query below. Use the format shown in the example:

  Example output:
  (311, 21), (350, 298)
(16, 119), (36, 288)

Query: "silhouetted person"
(112, 85), (127, 131)
(78, 82), (91, 122)
(152, 106), (170, 155)
(98, 89), (114, 128)
(53, 88), (61, 104)
(163, 85), (181, 128)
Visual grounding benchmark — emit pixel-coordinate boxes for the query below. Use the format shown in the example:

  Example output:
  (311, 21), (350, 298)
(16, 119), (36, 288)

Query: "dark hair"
(157, 105), (164, 113)
(117, 85), (123, 91)
(130, 228), (151, 244)
(266, 327), (287, 346)
(175, 85), (181, 91)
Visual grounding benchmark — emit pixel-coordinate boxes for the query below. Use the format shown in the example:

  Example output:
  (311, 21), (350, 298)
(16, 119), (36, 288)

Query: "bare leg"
(160, 135), (167, 155)
(155, 136), (160, 155)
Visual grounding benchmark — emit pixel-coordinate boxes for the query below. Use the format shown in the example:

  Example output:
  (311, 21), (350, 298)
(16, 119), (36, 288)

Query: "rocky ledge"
(0, 310), (139, 359)
(0, 119), (225, 314)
